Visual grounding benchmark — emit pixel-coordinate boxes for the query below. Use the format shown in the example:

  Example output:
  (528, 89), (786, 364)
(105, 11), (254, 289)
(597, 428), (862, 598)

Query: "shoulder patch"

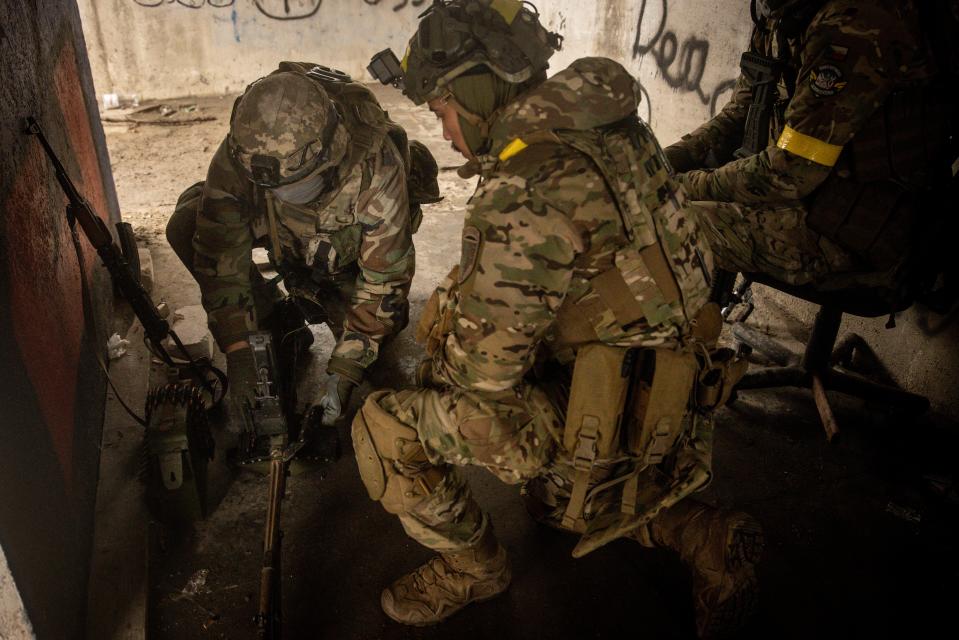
(459, 226), (482, 283)
(809, 64), (847, 97)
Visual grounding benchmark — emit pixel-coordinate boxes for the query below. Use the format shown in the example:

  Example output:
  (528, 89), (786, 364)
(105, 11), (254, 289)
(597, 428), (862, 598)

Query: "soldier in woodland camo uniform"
(167, 64), (436, 430)
(355, 2), (762, 637)
(665, 0), (943, 287)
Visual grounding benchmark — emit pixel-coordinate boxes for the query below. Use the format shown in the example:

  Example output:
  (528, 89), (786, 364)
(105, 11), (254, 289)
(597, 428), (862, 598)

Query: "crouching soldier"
(166, 62), (439, 455)
(358, 1), (762, 637)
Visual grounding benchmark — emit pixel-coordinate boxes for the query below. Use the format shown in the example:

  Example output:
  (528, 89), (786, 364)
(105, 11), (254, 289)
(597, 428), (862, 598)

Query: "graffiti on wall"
(632, 0), (737, 117)
(363, 0), (427, 10)
(132, 0), (324, 20)
(134, 0), (236, 7)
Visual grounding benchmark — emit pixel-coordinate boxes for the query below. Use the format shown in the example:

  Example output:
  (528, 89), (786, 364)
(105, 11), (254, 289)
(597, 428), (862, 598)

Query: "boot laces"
(409, 556), (452, 593)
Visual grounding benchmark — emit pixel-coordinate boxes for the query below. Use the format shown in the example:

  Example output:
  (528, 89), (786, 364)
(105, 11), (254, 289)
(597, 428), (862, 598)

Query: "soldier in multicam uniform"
(356, 1), (762, 637)
(166, 63), (438, 437)
(665, 0), (947, 288)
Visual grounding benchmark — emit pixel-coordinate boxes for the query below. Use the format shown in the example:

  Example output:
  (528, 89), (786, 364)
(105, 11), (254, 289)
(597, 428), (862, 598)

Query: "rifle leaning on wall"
(23, 116), (223, 402)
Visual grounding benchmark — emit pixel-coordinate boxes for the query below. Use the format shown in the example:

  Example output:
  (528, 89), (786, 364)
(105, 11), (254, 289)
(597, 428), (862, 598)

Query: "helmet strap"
(444, 93), (491, 139)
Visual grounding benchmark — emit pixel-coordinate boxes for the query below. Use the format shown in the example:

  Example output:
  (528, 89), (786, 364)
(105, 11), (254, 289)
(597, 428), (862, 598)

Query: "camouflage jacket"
(194, 119), (413, 378)
(669, 0), (933, 204)
(426, 58), (711, 393)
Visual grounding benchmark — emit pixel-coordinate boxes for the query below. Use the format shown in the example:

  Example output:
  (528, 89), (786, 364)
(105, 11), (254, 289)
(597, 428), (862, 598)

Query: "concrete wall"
(76, 0), (959, 420)
(0, 1), (119, 638)
(78, 0), (749, 144)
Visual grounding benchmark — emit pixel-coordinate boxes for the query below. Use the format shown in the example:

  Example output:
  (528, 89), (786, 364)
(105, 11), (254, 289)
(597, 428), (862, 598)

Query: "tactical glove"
(226, 346), (259, 428)
(662, 143), (697, 175)
(318, 373), (357, 427)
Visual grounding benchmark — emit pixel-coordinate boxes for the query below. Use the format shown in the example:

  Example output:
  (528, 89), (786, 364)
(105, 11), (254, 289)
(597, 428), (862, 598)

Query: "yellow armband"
(776, 125), (843, 167)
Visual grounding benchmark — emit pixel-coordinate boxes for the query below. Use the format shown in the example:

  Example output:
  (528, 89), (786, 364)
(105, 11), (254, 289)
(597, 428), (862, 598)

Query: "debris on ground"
(107, 333), (130, 360)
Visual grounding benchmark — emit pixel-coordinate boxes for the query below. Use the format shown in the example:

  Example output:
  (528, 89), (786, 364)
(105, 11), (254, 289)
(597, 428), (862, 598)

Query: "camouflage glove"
(318, 374), (357, 427)
(226, 346), (258, 427)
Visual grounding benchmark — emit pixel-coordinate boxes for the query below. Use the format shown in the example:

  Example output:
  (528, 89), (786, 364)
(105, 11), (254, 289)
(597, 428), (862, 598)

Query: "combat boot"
(635, 501), (764, 639)
(380, 527), (511, 626)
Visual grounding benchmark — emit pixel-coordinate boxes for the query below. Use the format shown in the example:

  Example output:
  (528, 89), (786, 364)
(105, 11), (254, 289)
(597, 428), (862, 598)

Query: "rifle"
(245, 328), (339, 639)
(23, 116), (221, 401)
(734, 52), (781, 158)
(255, 439), (303, 640)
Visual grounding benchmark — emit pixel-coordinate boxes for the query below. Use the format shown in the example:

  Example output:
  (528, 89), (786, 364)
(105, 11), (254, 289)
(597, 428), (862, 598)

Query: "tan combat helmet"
(369, 0), (562, 105)
(228, 71), (347, 187)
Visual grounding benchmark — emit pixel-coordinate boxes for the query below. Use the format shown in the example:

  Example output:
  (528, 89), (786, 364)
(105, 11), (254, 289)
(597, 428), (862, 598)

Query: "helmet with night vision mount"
(368, 0), (562, 104)
(228, 71), (348, 188)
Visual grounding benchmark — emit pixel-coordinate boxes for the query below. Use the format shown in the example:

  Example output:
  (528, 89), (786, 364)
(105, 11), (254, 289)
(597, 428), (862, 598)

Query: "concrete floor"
(102, 86), (959, 640)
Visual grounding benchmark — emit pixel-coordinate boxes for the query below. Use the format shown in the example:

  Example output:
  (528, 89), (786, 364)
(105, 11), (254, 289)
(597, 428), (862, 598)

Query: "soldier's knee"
(351, 391), (438, 515)
(166, 181), (204, 265)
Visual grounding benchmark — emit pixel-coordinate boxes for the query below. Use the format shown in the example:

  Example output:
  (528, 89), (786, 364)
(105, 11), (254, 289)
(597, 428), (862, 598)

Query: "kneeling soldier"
(167, 63), (438, 449)
(358, 2), (762, 637)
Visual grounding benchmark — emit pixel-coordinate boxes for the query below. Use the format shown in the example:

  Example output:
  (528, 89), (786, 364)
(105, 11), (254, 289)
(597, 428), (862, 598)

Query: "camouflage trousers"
(363, 383), (561, 551)
(361, 383), (658, 551)
(166, 182), (354, 336)
(685, 200), (856, 286)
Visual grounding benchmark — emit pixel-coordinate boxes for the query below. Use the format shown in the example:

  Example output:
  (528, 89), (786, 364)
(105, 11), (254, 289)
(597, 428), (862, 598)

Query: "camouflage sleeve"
(679, 2), (917, 204)
(193, 139), (257, 349)
(664, 73), (751, 173)
(430, 154), (582, 392)
(329, 138), (414, 382)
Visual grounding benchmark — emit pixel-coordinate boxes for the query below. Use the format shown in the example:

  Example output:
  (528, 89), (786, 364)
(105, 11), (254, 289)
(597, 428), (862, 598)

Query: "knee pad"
(352, 391), (436, 514)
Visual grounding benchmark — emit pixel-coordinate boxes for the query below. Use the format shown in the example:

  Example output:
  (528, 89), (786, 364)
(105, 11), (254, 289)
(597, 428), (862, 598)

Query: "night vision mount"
(368, 48), (406, 90)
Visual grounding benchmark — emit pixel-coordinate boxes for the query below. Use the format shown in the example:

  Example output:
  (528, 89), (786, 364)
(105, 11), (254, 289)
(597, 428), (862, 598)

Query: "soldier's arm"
(678, 3), (917, 204)
(430, 169), (580, 392)
(665, 73), (751, 173)
(328, 138), (414, 384)
(193, 139), (257, 351)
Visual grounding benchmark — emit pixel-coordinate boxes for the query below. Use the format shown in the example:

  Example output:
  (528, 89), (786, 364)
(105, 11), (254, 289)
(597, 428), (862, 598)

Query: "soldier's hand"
(318, 374), (356, 427)
(663, 144), (697, 175)
(226, 345), (259, 427)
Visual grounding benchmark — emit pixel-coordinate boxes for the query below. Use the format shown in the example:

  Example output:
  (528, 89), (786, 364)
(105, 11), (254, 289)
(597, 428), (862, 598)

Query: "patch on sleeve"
(459, 226), (482, 284)
(808, 64), (847, 97)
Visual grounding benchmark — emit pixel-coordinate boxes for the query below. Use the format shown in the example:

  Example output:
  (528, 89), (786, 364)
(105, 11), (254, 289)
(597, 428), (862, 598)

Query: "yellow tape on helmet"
(490, 0), (522, 24)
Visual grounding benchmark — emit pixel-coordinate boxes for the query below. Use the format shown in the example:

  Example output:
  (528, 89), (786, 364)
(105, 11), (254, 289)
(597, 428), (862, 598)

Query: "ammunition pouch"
(560, 340), (748, 548)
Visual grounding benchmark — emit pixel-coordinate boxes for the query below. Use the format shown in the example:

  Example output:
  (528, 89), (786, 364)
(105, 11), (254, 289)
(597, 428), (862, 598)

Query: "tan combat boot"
(380, 528), (512, 626)
(637, 501), (765, 639)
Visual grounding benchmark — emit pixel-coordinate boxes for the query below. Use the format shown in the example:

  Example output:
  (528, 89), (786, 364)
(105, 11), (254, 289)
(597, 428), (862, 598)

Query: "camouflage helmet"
(228, 71), (348, 187)
(399, 0), (563, 105)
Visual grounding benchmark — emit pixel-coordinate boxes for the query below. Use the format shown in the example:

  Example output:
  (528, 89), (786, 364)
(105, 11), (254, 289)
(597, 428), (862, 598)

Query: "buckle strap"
(562, 418), (600, 530)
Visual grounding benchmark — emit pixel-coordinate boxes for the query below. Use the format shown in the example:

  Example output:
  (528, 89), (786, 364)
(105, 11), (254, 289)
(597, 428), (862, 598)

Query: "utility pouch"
(806, 175), (916, 271)
(695, 347), (749, 412)
(329, 223), (363, 268)
(415, 266), (459, 356)
(625, 348), (698, 464)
